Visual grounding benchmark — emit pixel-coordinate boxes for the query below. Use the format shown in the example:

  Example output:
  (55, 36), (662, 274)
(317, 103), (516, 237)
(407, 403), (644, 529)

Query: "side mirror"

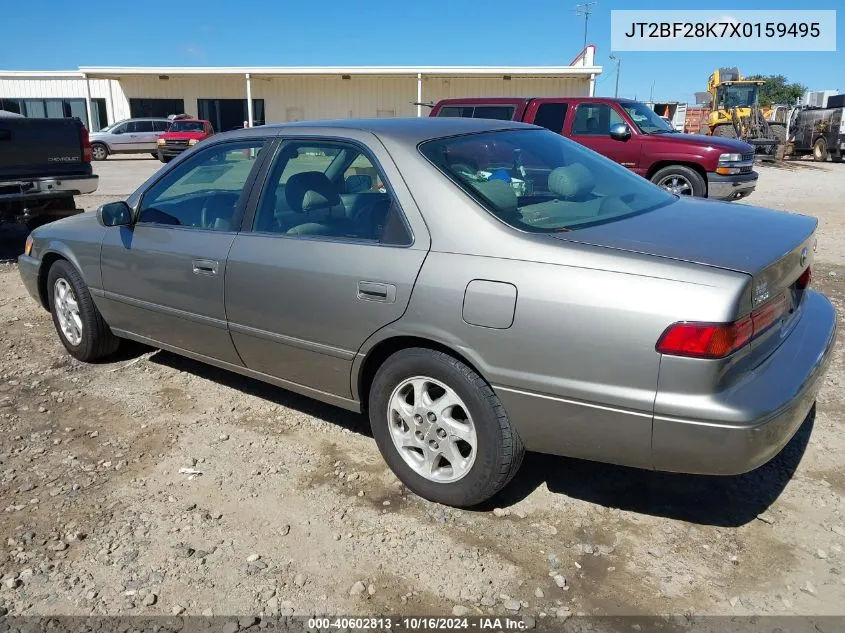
(97, 201), (133, 227)
(345, 174), (373, 193)
(609, 123), (632, 141)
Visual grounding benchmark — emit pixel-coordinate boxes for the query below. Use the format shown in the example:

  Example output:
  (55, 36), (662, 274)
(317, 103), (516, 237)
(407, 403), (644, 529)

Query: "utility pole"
(575, 2), (597, 49)
(609, 54), (621, 98)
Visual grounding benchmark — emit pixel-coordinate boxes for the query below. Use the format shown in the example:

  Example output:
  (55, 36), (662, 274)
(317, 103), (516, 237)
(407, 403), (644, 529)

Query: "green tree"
(746, 74), (806, 106)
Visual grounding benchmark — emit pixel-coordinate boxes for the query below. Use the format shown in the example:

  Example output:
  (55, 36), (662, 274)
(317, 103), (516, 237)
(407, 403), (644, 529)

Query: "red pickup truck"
(430, 97), (758, 201)
(156, 119), (214, 163)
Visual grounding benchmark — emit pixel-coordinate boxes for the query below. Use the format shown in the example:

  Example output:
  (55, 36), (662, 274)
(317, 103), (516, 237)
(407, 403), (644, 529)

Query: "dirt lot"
(1, 157), (844, 622)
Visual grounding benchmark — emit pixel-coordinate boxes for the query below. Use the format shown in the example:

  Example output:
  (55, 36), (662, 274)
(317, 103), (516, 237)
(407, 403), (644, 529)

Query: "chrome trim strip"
(228, 321), (355, 361)
(493, 385), (653, 418)
(103, 291), (227, 329)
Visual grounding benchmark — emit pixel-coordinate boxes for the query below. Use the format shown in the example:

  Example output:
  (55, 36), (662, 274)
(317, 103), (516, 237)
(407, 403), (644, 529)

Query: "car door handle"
(357, 281), (396, 303)
(192, 259), (219, 276)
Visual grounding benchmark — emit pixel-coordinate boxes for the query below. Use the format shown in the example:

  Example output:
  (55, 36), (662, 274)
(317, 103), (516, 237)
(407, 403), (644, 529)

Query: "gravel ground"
(0, 157), (843, 621)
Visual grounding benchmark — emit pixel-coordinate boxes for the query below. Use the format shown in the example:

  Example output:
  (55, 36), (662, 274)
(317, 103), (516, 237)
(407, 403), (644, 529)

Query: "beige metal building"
(0, 47), (600, 132)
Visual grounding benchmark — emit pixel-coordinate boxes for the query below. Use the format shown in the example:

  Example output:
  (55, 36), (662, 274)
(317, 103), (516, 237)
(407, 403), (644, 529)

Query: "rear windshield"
(419, 129), (673, 232)
(437, 105), (516, 121)
(168, 121), (205, 132)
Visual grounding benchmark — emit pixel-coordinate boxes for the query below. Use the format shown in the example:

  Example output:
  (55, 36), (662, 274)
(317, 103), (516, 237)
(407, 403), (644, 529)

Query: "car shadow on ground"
(150, 349), (371, 436)
(148, 346), (812, 528)
(485, 407), (814, 528)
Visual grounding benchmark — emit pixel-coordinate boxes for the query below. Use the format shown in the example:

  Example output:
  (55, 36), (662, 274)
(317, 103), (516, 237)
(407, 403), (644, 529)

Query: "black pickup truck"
(0, 115), (98, 230)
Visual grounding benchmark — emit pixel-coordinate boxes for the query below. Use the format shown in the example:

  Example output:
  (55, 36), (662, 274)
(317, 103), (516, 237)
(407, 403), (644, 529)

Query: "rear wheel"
(47, 260), (120, 362)
(157, 151), (171, 163)
(368, 348), (524, 507)
(91, 143), (108, 161)
(814, 138), (829, 162)
(651, 165), (706, 197)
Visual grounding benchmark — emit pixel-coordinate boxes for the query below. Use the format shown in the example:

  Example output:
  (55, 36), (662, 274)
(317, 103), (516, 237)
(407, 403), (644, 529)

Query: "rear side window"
(436, 105), (515, 121)
(252, 140), (411, 245)
(153, 120), (170, 132)
(533, 103), (568, 133)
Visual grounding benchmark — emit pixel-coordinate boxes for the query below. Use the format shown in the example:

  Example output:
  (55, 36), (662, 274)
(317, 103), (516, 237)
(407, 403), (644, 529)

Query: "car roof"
(248, 117), (537, 145)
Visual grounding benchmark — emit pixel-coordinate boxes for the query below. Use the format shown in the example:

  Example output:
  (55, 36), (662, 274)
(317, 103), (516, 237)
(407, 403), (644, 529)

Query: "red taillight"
(656, 319), (753, 359)
(81, 126), (92, 162)
(797, 267), (811, 289)
(658, 290), (794, 359)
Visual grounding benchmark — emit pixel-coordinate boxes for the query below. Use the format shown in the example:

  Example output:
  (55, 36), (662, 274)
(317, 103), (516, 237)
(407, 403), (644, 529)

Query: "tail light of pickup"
(81, 126), (92, 162)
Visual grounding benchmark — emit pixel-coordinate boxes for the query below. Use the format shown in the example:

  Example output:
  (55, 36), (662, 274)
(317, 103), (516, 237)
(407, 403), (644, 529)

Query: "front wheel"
(47, 260), (120, 362)
(157, 151), (171, 163)
(651, 165), (706, 197)
(368, 348), (524, 507)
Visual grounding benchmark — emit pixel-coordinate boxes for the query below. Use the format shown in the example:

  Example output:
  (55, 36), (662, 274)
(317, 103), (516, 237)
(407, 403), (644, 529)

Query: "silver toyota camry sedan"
(19, 118), (837, 507)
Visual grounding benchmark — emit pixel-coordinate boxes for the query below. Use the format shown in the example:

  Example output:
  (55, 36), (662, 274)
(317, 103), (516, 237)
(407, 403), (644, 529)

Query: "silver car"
(18, 118), (837, 507)
(89, 118), (172, 160)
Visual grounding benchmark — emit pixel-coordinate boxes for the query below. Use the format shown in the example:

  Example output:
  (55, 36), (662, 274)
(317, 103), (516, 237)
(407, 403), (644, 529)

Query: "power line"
(575, 2), (597, 50)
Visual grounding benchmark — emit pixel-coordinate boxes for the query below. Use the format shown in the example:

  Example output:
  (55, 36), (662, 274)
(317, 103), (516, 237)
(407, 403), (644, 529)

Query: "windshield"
(717, 85), (758, 109)
(99, 120), (125, 133)
(419, 129), (674, 232)
(168, 121), (205, 133)
(621, 102), (675, 134)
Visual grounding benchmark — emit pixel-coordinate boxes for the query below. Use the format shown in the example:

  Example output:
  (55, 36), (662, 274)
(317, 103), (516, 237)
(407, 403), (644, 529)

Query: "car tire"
(651, 165), (706, 197)
(157, 152), (171, 163)
(47, 260), (120, 362)
(368, 347), (524, 507)
(150, 153), (158, 159)
(91, 143), (108, 161)
(813, 138), (829, 162)
(832, 154), (843, 163)
(712, 124), (737, 138)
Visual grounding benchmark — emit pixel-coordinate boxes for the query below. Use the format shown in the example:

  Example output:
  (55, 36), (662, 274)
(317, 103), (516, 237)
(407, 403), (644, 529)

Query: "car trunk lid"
(551, 196), (817, 353)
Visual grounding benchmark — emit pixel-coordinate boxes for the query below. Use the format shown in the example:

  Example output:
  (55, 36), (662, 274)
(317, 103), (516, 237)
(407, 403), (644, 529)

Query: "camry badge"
(800, 247), (808, 268)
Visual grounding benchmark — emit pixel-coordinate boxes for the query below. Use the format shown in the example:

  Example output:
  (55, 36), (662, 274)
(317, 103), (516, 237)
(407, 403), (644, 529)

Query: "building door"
(198, 99), (264, 131)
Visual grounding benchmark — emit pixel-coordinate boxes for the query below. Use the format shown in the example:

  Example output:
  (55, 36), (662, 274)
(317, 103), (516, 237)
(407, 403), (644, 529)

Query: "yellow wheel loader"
(700, 68), (786, 160)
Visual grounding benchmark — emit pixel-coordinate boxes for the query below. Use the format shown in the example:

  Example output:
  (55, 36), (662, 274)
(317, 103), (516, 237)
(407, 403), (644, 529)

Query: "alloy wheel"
(387, 376), (477, 483)
(657, 174), (694, 196)
(54, 279), (82, 346)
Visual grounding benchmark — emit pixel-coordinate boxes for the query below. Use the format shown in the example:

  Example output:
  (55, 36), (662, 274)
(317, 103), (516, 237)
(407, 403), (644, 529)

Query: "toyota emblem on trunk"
(800, 247), (808, 268)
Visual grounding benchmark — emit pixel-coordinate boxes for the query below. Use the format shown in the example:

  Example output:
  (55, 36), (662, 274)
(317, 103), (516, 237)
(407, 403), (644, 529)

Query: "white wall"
(1, 73), (591, 125)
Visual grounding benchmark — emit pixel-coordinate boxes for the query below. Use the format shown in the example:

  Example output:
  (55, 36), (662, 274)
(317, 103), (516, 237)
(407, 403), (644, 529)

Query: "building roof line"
(76, 65), (601, 77)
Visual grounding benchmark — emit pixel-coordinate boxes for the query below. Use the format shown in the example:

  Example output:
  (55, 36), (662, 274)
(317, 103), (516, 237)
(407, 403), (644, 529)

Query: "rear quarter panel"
(365, 243), (748, 468)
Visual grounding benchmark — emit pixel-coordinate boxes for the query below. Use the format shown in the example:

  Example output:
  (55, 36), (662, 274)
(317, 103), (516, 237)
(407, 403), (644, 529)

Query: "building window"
(198, 99), (265, 132)
(0, 97), (108, 130)
(129, 98), (186, 119)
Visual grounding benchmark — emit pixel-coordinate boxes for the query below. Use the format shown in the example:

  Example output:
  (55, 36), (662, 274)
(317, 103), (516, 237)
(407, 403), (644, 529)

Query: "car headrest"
(285, 171), (342, 214)
(472, 179), (519, 216)
(548, 164), (595, 199)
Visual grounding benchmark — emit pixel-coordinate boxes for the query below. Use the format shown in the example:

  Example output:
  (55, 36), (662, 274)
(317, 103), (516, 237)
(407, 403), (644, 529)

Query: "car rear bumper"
(18, 253), (42, 306)
(0, 174), (99, 200)
(707, 170), (757, 201)
(651, 290), (837, 475)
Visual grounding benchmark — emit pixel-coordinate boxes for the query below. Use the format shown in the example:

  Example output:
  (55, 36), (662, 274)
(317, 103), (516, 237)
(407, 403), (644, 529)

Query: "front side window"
(571, 104), (625, 135)
(138, 141), (266, 231)
(252, 140), (411, 245)
(419, 129), (673, 232)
